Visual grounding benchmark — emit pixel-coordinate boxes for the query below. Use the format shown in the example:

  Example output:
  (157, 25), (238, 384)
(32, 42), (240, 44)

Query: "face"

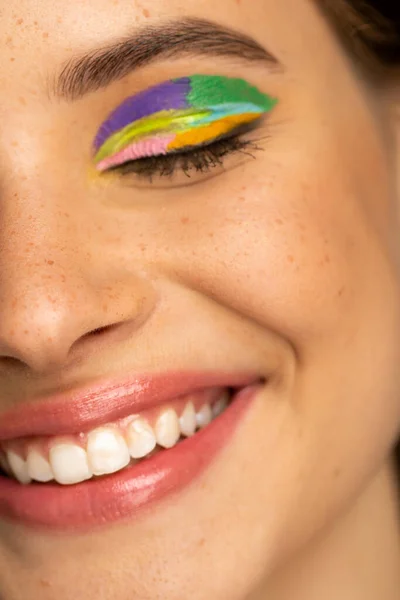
(0, 0), (399, 598)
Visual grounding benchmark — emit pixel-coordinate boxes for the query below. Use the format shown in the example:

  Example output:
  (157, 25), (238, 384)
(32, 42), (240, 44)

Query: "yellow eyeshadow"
(167, 113), (259, 150)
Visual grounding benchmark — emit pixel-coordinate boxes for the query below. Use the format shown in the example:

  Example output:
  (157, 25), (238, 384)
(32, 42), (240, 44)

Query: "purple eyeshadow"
(94, 77), (191, 151)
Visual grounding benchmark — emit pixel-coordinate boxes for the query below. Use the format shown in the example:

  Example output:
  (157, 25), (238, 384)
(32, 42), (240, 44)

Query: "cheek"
(155, 152), (400, 530)
(165, 158), (391, 350)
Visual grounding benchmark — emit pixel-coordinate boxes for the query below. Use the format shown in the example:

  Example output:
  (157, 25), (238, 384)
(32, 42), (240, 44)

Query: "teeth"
(87, 428), (130, 476)
(126, 418), (156, 459)
(154, 408), (180, 448)
(6, 451), (31, 484)
(212, 392), (230, 418)
(49, 443), (92, 485)
(179, 401), (197, 437)
(196, 404), (212, 429)
(26, 448), (54, 482)
(3, 390), (232, 485)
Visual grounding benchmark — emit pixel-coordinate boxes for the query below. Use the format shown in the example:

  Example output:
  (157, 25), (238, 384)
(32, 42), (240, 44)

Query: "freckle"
(337, 286), (345, 297)
(275, 218), (283, 225)
(324, 254), (330, 264)
(180, 216), (189, 224)
(16, 18), (23, 25)
(46, 260), (54, 265)
(142, 8), (150, 17)
(333, 467), (341, 479)
(42, 32), (49, 39)
(23, 330), (28, 335)
(287, 255), (294, 263)
(10, 57), (15, 62)
(19, 96), (26, 105)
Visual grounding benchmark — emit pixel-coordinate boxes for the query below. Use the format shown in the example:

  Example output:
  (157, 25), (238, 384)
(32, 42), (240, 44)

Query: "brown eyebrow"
(51, 17), (281, 101)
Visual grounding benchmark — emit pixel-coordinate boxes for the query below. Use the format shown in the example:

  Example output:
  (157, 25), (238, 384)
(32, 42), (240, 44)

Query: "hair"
(320, 1), (400, 76)
(321, 0), (400, 471)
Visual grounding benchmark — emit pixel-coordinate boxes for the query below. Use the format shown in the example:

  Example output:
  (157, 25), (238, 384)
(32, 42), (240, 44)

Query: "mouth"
(0, 372), (263, 531)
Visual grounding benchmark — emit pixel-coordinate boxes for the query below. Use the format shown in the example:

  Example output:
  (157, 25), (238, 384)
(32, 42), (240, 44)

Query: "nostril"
(0, 355), (26, 369)
(88, 325), (115, 337)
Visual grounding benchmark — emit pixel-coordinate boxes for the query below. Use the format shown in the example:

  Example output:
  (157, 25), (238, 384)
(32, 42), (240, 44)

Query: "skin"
(0, 0), (399, 598)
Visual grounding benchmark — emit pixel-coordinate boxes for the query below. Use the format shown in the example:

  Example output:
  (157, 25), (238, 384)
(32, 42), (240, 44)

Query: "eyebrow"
(52, 17), (281, 102)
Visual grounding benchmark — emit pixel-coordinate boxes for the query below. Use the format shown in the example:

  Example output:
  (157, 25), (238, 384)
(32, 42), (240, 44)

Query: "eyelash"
(106, 134), (260, 181)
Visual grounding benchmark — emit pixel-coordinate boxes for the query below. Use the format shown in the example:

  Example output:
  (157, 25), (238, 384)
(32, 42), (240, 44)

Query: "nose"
(0, 186), (155, 374)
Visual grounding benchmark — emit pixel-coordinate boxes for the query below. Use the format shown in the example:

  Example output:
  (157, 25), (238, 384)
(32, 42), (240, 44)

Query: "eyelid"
(94, 109), (211, 165)
(95, 112), (263, 172)
(110, 132), (262, 189)
(95, 102), (268, 164)
(93, 75), (278, 172)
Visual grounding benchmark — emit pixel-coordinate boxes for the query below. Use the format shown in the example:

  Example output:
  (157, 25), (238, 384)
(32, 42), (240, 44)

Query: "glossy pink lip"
(0, 373), (263, 531)
(0, 371), (259, 440)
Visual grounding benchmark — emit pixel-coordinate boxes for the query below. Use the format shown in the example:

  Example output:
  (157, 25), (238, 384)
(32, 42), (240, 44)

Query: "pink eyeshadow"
(96, 135), (175, 171)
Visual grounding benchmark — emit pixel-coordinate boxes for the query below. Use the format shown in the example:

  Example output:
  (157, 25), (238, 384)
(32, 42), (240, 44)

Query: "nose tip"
(0, 285), (106, 373)
(0, 260), (157, 375)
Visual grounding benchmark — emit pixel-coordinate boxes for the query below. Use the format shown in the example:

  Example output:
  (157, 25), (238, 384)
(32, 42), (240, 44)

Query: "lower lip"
(0, 384), (261, 531)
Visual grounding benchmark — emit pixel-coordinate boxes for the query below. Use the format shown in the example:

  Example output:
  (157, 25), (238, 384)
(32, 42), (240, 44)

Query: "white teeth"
(6, 451), (32, 484)
(49, 444), (92, 485)
(87, 428), (130, 476)
(179, 401), (197, 437)
(212, 392), (229, 418)
(5, 392), (232, 485)
(126, 418), (156, 459)
(154, 408), (180, 448)
(26, 448), (54, 482)
(196, 404), (212, 429)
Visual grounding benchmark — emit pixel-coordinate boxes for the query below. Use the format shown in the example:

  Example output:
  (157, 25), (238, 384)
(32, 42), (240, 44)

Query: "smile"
(0, 372), (263, 530)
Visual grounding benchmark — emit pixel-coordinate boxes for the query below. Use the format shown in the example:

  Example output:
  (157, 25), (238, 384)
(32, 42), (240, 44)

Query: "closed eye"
(101, 125), (266, 188)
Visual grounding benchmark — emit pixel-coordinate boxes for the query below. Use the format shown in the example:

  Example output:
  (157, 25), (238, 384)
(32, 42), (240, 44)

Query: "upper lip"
(0, 371), (260, 441)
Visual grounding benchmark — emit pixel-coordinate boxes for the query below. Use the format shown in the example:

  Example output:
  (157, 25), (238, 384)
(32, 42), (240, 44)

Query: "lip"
(0, 383), (262, 531)
(0, 371), (259, 440)
(0, 373), (263, 532)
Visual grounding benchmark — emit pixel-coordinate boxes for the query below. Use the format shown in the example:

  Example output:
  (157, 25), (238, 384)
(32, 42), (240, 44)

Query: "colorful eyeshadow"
(93, 75), (278, 171)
